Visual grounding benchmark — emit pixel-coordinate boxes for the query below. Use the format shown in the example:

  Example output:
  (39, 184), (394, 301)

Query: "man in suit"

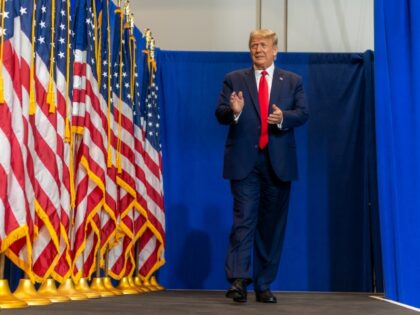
(215, 29), (309, 303)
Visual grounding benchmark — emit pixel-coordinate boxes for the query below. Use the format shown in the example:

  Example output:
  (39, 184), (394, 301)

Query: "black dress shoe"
(225, 279), (247, 303)
(255, 290), (277, 303)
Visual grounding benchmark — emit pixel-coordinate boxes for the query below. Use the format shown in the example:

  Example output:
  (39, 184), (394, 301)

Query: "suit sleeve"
(215, 74), (236, 125)
(281, 76), (309, 129)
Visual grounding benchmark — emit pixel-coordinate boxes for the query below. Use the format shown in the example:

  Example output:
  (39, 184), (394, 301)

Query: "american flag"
(31, 0), (63, 282)
(96, 0), (117, 269)
(71, 0), (106, 281)
(136, 47), (165, 280)
(107, 4), (125, 279)
(0, 0), (35, 279)
(52, 0), (73, 283)
(107, 6), (139, 279)
(125, 26), (149, 277)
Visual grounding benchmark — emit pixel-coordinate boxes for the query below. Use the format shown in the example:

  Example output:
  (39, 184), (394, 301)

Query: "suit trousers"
(225, 148), (291, 292)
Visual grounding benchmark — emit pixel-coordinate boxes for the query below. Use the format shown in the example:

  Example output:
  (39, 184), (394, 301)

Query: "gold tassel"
(47, 80), (56, 113)
(65, 117), (71, 143)
(29, 82), (36, 115)
(0, 76), (4, 104)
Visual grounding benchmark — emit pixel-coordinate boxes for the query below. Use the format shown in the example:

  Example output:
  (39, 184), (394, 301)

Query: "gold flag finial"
(143, 28), (152, 50)
(124, 0), (131, 29)
(150, 37), (155, 60)
(124, 0), (130, 17)
(143, 29), (156, 75)
(130, 13), (135, 34)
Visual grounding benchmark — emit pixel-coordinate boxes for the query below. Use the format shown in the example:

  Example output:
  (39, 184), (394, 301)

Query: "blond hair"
(248, 29), (278, 49)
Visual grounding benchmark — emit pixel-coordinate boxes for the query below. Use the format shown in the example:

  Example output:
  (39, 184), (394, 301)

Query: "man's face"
(249, 37), (278, 70)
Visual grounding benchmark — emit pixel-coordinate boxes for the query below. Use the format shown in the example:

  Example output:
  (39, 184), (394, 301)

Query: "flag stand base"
(38, 278), (71, 302)
(116, 276), (139, 295)
(57, 278), (88, 300)
(0, 279), (28, 308)
(13, 279), (51, 306)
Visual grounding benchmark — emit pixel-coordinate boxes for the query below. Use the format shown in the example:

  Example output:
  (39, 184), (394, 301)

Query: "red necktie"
(258, 70), (269, 149)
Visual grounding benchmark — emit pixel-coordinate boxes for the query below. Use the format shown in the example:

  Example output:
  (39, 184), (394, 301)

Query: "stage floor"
(1, 291), (418, 315)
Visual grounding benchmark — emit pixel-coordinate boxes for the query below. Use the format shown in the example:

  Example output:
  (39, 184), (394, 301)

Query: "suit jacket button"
(254, 145), (258, 149)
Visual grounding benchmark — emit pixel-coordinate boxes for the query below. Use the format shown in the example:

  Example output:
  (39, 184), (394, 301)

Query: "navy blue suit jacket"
(215, 67), (309, 181)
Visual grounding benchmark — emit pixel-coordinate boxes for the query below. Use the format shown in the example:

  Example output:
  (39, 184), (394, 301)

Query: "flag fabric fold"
(0, 0), (35, 280)
(31, 0), (62, 282)
(71, 0), (106, 281)
(53, 0), (74, 283)
(107, 5), (139, 279)
(96, 0), (117, 268)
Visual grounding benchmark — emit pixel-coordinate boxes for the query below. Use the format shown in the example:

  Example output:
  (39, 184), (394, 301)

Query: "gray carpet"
(1, 291), (418, 315)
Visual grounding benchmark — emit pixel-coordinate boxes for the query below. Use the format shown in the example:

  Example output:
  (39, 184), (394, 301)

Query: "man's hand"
(268, 104), (283, 124)
(230, 91), (244, 115)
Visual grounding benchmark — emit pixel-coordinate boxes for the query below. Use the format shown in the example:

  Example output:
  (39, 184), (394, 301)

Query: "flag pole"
(256, 0), (262, 29)
(0, 0), (6, 104)
(0, 254), (5, 282)
(284, 0), (288, 52)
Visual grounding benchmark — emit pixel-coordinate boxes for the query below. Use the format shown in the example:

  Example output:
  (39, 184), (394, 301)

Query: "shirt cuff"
(277, 117), (284, 129)
(233, 111), (242, 122)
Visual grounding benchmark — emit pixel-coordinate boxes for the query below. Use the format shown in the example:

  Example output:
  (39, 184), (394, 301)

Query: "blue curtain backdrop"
(375, 0), (420, 308)
(156, 51), (382, 291)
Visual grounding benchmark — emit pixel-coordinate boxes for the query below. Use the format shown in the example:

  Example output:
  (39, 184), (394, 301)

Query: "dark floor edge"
(167, 289), (384, 295)
(370, 296), (420, 313)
